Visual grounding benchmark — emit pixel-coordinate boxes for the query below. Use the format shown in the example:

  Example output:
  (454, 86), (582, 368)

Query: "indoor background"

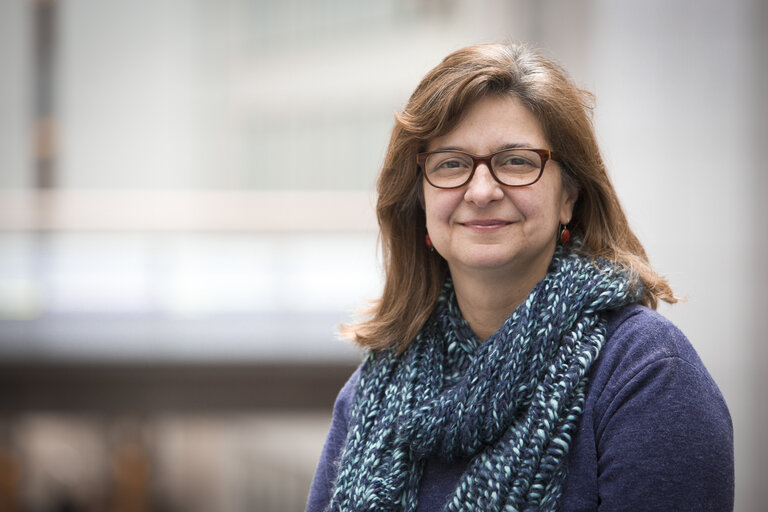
(0, 0), (766, 511)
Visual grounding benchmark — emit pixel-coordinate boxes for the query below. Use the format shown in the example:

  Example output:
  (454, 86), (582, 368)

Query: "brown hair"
(345, 42), (677, 351)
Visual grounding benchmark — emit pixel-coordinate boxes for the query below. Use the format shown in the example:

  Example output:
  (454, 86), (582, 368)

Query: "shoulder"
(593, 304), (722, 404)
(593, 304), (730, 420)
(305, 366), (362, 512)
(593, 301), (731, 421)
(332, 365), (361, 424)
(322, 365), (362, 459)
(602, 303), (703, 367)
(575, 304), (734, 510)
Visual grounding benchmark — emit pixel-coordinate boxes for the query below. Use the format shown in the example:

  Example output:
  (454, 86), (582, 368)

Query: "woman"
(306, 43), (733, 511)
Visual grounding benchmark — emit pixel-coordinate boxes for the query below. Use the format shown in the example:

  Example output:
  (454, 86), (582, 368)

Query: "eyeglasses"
(416, 148), (558, 189)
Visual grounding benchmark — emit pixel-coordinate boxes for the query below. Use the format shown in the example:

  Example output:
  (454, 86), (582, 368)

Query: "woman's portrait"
(306, 42), (734, 511)
(1, 2), (764, 512)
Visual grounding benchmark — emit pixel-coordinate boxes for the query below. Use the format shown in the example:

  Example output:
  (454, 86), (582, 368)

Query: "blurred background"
(0, 0), (765, 510)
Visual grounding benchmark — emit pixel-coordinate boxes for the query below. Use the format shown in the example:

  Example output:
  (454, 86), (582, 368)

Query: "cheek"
(423, 199), (439, 234)
(423, 190), (458, 228)
(507, 189), (540, 217)
(509, 188), (562, 224)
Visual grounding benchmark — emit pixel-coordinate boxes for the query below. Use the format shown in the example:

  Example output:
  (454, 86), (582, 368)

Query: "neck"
(450, 258), (552, 342)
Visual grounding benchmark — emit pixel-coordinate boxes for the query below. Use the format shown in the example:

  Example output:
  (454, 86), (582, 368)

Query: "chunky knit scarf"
(328, 244), (641, 511)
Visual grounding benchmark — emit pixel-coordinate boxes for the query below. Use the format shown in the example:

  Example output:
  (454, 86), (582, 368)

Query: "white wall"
(585, 3), (764, 508)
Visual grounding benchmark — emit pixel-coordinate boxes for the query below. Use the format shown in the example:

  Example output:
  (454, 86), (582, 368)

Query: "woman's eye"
(438, 159), (466, 169)
(504, 157), (531, 166)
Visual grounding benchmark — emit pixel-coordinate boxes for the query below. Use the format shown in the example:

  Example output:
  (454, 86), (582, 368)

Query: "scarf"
(327, 244), (641, 511)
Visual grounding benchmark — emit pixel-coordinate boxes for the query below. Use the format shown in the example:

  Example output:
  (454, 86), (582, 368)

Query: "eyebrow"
(431, 142), (538, 153)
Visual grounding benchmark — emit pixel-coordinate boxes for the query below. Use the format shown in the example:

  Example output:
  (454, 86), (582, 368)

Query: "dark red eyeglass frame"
(416, 148), (560, 189)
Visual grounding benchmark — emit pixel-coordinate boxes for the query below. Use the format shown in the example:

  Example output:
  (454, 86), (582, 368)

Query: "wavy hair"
(345, 42), (677, 351)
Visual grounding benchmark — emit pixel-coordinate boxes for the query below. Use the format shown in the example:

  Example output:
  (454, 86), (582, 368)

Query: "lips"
(460, 219), (513, 230)
(463, 219), (509, 226)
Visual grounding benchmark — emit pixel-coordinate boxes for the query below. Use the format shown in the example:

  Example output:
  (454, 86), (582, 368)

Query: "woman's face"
(423, 95), (576, 282)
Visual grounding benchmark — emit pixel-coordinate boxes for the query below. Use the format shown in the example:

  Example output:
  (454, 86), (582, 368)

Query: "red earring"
(425, 233), (433, 249)
(560, 225), (571, 245)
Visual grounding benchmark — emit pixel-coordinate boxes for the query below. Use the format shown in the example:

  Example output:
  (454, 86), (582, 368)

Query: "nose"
(463, 163), (504, 207)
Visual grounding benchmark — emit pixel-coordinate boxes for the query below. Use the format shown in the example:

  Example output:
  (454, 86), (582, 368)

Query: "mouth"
(460, 219), (513, 230)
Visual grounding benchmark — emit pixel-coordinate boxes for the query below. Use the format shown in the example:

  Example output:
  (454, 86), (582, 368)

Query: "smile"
(460, 219), (513, 231)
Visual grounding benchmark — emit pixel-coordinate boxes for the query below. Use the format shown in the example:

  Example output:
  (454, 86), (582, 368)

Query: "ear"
(559, 182), (578, 225)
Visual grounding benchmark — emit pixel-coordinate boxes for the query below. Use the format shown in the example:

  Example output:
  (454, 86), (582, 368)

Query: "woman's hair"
(345, 42), (677, 351)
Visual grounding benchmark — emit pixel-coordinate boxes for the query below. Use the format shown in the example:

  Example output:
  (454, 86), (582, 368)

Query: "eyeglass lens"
(424, 149), (543, 188)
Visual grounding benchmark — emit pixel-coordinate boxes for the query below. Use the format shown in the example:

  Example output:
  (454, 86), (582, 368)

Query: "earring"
(425, 233), (433, 250)
(560, 224), (571, 245)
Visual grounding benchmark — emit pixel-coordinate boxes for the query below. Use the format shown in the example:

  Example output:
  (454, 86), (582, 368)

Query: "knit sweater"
(306, 305), (734, 511)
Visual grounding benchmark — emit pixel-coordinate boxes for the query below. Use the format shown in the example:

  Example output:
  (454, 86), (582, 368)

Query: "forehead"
(426, 95), (549, 153)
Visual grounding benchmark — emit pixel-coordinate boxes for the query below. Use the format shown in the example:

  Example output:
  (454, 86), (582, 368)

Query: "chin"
(453, 248), (520, 271)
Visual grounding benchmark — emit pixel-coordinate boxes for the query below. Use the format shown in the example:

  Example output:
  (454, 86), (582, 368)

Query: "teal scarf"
(328, 245), (640, 511)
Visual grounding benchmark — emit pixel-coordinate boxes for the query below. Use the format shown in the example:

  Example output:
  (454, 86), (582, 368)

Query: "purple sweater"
(306, 305), (734, 511)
